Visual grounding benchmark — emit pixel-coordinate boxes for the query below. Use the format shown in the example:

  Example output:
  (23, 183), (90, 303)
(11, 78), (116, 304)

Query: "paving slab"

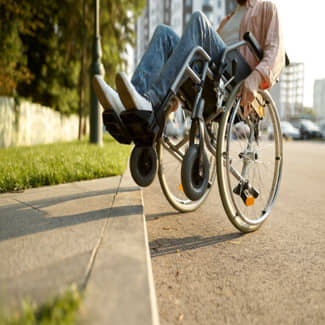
(79, 168), (159, 325)
(0, 177), (120, 315)
(144, 141), (325, 325)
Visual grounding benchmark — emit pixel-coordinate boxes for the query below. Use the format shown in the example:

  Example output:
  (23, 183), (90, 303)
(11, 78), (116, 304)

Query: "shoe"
(92, 75), (125, 115)
(116, 72), (153, 111)
(93, 75), (132, 144)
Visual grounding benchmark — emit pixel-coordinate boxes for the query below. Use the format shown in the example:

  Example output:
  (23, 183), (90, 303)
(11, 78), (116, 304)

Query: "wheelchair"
(102, 32), (284, 233)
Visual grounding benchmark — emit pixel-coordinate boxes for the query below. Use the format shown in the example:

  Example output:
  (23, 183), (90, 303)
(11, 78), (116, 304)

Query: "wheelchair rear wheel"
(217, 89), (283, 232)
(157, 111), (217, 212)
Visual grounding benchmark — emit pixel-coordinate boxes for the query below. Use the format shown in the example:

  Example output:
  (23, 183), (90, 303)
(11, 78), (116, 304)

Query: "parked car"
(280, 121), (300, 140)
(233, 121), (250, 139)
(268, 121), (300, 140)
(291, 119), (322, 139)
(317, 120), (325, 139)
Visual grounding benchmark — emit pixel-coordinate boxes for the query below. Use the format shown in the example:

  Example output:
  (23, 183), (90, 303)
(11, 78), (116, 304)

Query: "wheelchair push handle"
(243, 32), (263, 61)
(285, 53), (290, 67)
(244, 31), (291, 67)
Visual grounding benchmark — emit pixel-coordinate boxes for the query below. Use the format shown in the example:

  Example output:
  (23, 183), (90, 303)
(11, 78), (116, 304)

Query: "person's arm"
(255, 1), (285, 89)
(241, 2), (285, 108)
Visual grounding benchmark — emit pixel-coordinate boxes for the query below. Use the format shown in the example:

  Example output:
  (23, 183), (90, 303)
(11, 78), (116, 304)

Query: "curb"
(79, 168), (160, 325)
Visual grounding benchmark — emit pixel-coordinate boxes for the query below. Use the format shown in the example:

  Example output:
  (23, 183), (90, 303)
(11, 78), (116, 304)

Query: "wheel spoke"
(217, 90), (283, 231)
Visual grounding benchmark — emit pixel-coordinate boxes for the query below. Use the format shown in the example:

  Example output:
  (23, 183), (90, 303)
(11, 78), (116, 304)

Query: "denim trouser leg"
(145, 11), (226, 110)
(131, 25), (180, 96)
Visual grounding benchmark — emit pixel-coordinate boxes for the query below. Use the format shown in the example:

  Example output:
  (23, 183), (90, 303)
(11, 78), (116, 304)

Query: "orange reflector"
(179, 184), (184, 193)
(258, 106), (265, 117)
(245, 197), (255, 207)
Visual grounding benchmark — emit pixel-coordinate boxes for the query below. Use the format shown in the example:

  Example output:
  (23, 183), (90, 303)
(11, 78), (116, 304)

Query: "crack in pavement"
(13, 198), (44, 214)
(81, 175), (123, 291)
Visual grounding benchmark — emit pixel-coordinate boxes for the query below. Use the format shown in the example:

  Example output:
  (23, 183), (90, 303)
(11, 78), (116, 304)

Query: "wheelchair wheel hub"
(141, 156), (153, 175)
(239, 150), (259, 162)
(192, 159), (205, 186)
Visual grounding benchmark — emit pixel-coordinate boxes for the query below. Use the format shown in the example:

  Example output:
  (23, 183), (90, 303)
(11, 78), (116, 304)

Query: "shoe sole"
(120, 110), (160, 146)
(116, 73), (138, 110)
(92, 76), (113, 111)
(102, 110), (132, 144)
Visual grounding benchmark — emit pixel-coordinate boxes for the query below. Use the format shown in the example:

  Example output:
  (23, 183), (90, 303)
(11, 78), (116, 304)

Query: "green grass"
(0, 286), (82, 325)
(0, 134), (131, 193)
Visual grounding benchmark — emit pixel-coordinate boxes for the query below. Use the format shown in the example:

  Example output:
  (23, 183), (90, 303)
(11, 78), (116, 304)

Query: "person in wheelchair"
(94, 0), (284, 143)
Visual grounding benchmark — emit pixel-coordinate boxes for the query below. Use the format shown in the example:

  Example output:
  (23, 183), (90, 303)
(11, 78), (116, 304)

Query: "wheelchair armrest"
(244, 32), (290, 67)
(243, 32), (263, 61)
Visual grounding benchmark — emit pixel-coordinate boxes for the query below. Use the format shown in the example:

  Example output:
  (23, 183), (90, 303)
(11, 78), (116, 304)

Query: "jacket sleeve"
(255, 1), (285, 89)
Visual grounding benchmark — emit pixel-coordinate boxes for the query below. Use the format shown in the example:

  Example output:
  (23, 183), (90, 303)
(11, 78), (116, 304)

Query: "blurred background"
(1, 0), (324, 148)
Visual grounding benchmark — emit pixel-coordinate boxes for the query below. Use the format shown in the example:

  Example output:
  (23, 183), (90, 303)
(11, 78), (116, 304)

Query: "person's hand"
(170, 97), (179, 112)
(240, 70), (263, 116)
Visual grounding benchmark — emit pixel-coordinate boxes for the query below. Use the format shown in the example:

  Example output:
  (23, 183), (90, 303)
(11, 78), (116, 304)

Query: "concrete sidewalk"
(0, 170), (159, 325)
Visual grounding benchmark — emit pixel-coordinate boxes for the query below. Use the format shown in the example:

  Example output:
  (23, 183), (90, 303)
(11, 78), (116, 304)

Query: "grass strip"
(0, 135), (131, 193)
(0, 285), (82, 325)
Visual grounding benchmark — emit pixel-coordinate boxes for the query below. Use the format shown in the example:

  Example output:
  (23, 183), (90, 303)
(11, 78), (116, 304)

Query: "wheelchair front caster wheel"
(130, 146), (157, 187)
(181, 144), (210, 201)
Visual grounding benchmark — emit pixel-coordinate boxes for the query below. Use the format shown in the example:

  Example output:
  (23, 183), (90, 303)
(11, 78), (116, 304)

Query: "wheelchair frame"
(122, 33), (284, 233)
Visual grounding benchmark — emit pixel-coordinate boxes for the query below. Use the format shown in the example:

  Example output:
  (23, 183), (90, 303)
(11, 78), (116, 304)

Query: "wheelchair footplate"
(102, 110), (132, 145)
(120, 109), (161, 146)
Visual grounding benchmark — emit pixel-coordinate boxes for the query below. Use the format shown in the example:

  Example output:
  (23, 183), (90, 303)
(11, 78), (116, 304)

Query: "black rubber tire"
(181, 144), (210, 201)
(130, 146), (157, 187)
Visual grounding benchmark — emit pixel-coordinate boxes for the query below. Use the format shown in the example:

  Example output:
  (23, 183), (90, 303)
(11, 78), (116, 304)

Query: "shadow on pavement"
(145, 211), (178, 221)
(0, 186), (141, 241)
(150, 232), (244, 257)
(10, 187), (138, 211)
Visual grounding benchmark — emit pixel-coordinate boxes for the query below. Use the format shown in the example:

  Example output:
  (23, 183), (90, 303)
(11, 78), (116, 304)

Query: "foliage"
(0, 285), (82, 325)
(0, 1), (34, 96)
(0, 134), (131, 193)
(0, 0), (145, 115)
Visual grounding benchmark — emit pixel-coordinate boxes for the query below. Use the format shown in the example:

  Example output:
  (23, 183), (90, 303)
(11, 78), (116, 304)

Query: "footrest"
(120, 110), (161, 146)
(102, 110), (132, 144)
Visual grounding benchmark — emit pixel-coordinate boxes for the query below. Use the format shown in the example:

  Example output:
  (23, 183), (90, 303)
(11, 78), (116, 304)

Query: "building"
(270, 63), (305, 119)
(135, 0), (227, 66)
(135, 0), (182, 66)
(225, 0), (237, 14)
(313, 79), (325, 118)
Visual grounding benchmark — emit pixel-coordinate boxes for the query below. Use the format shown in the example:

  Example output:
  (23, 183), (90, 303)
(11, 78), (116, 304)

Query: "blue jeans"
(131, 11), (226, 111)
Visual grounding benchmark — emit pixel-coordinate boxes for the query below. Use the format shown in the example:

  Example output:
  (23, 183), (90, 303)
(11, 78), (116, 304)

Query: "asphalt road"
(144, 141), (325, 325)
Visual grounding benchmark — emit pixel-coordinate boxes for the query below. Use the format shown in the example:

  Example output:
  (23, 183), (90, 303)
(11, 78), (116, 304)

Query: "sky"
(272, 0), (325, 107)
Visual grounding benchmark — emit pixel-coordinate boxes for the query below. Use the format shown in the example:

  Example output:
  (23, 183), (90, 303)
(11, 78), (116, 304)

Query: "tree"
(0, 1), (34, 96)
(0, 0), (145, 124)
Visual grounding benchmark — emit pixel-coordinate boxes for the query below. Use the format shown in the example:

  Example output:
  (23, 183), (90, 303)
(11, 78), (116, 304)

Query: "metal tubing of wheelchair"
(217, 40), (249, 81)
(220, 40), (247, 66)
(174, 134), (190, 150)
(191, 60), (209, 119)
(221, 97), (261, 206)
(203, 124), (217, 156)
(223, 150), (261, 192)
(219, 39), (263, 76)
(161, 138), (184, 163)
(206, 68), (216, 81)
(159, 92), (175, 132)
(170, 46), (211, 94)
(186, 66), (202, 85)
